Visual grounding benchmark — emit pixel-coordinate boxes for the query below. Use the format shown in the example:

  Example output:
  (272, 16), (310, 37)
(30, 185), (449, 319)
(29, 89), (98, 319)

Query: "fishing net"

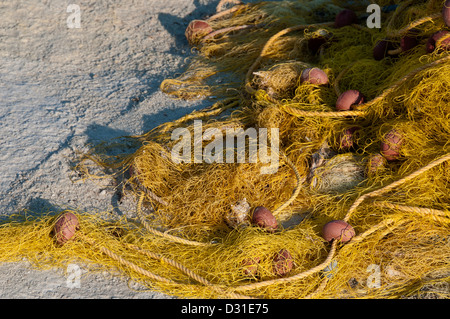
(1, 0), (449, 299)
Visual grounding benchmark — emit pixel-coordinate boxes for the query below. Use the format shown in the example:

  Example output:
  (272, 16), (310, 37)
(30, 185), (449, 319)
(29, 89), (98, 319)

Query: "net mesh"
(1, 0), (449, 299)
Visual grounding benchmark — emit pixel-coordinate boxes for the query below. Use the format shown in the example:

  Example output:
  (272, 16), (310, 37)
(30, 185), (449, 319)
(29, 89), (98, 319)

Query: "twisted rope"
(129, 244), (253, 299)
(282, 46), (450, 119)
(82, 131), (450, 299)
(384, 0), (414, 37)
(273, 155), (305, 215)
(134, 153), (304, 244)
(386, 12), (442, 38)
(346, 218), (397, 245)
(129, 244), (211, 285)
(216, 0), (242, 13)
(353, 55), (450, 111)
(202, 24), (263, 42)
(231, 153), (450, 293)
(283, 105), (366, 118)
(233, 240), (338, 292)
(136, 192), (210, 247)
(372, 201), (450, 224)
(81, 234), (253, 298)
(79, 234), (175, 284)
(207, 3), (245, 22)
(158, 97), (240, 134)
(304, 277), (329, 299)
(343, 153), (450, 223)
(128, 176), (169, 207)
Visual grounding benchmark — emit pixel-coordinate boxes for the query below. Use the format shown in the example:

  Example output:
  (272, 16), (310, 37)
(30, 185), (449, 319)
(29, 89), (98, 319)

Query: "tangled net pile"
(1, 0), (449, 299)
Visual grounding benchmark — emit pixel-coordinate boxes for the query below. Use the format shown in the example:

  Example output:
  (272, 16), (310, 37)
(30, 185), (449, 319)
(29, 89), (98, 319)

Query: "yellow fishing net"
(1, 0), (449, 299)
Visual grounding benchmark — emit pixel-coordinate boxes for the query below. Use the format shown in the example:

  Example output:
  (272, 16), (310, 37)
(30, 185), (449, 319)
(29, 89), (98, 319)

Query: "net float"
(426, 30), (450, 53)
(380, 129), (403, 161)
(367, 153), (387, 176)
(443, 0), (450, 28)
(242, 257), (261, 277)
(373, 39), (396, 60)
(52, 211), (80, 246)
(300, 67), (329, 85)
(185, 20), (213, 45)
(400, 35), (419, 52)
(322, 220), (355, 243)
(388, 30), (421, 55)
(335, 90), (365, 111)
(339, 127), (360, 150)
(334, 9), (357, 28)
(272, 249), (293, 276)
(251, 206), (278, 232)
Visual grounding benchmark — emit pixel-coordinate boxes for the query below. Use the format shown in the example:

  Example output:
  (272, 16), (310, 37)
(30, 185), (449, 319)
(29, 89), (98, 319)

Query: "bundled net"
(1, 0), (449, 299)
